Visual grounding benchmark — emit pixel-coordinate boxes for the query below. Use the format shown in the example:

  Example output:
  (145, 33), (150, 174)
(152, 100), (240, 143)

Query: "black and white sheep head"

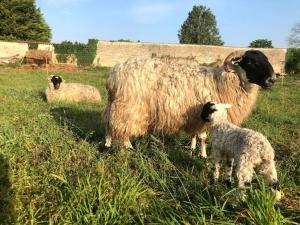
(200, 102), (232, 123)
(224, 50), (276, 89)
(49, 75), (64, 90)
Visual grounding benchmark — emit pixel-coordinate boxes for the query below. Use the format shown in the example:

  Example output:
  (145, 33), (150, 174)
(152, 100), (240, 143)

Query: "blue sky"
(36, 0), (300, 48)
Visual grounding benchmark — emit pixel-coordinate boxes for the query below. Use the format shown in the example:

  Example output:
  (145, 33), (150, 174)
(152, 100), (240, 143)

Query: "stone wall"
(93, 41), (286, 74)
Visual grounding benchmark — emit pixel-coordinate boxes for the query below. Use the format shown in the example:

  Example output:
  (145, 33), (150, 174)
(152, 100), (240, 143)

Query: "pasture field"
(0, 67), (299, 224)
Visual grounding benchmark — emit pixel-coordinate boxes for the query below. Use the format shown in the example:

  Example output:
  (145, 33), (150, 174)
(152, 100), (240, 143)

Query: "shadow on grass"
(0, 154), (15, 224)
(38, 90), (47, 102)
(50, 106), (106, 144)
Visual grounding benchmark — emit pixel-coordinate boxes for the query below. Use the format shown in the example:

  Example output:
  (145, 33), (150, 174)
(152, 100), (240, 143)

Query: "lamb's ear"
(214, 103), (232, 111)
(222, 103), (232, 109)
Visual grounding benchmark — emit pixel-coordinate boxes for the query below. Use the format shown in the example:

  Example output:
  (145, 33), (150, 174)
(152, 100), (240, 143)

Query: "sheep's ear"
(47, 77), (52, 81)
(232, 57), (242, 65)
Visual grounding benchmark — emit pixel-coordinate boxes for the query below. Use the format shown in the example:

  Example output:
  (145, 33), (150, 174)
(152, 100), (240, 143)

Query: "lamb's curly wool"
(105, 56), (259, 148)
(202, 102), (281, 200)
(45, 79), (101, 103)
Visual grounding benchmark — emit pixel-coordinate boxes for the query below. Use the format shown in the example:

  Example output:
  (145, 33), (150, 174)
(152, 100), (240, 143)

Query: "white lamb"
(200, 102), (281, 200)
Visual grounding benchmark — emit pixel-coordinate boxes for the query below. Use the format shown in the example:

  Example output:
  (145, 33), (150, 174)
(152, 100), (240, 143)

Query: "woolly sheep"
(104, 50), (276, 152)
(200, 102), (281, 200)
(45, 75), (101, 103)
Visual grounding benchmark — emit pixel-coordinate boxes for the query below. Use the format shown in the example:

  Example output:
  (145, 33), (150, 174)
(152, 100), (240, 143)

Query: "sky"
(36, 0), (300, 48)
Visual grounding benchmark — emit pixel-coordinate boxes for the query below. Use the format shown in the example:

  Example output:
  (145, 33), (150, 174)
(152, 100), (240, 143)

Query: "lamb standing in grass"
(45, 75), (101, 103)
(104, 50), (276, 154)
(200, 102), (281, 200)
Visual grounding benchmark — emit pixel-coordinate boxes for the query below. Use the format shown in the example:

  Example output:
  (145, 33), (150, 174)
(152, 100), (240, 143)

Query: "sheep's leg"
(190, 135), (197, 155)
(104, 134), (112, 148)
(104, 121), (112, 148)
(224, 158), (234, 187)
(236, 159), (254, 200)
(259, 160), (281, 200)
(197, 132), (207, 159)
(123, 138), (133, 149)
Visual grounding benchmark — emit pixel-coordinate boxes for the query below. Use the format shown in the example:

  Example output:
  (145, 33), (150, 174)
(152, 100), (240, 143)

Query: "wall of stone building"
(0, 41), (28, 58)
(93, 41), (286, 74)
(0, 40), (56, 63)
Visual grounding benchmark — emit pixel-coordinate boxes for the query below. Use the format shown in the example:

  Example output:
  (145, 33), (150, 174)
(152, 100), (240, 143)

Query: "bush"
(285, 48), (300, 74)
(28, 43), (39, 50)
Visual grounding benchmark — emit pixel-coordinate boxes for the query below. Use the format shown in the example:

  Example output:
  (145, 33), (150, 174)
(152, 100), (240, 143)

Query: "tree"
(178, 5), (224, 46)
(249, 39), (273, 48)
(0, 0), (51, 42)
(288, 22), (300, 48)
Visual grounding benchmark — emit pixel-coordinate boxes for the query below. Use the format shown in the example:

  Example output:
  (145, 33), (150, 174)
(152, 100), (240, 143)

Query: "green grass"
(0, 68), (299, 224)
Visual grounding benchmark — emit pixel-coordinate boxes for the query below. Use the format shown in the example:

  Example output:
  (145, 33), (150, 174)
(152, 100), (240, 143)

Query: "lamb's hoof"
(223, 180), (232, 188)
(208, 176), (217, 185)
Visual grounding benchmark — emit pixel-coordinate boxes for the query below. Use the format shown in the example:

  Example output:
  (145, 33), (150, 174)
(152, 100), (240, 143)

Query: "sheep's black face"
(239, 50), (276, 89)
(201, 102), (216, 122)
(51, 76), (62, 90)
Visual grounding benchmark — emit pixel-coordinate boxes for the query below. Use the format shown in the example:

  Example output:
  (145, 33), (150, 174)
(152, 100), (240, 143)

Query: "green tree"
(249, 39), (273, 48)
(0, 0), (51, 42)
(178, 5), (224, 46)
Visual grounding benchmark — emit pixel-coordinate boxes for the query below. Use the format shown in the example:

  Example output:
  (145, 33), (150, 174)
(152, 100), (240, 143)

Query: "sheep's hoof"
(98, 142), (112, 151)
(199, 155), (207, 160)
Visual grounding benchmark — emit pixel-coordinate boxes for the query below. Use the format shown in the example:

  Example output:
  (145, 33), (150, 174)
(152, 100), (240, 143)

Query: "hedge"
(53, 39), (98, 66)
(285, 48), (300, 74)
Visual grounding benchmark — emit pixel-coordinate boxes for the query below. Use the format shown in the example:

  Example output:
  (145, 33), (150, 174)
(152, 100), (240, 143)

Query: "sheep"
(104, 50), (276, 153)
(45, 75), (101, 103)
(200, 102), (281, 200)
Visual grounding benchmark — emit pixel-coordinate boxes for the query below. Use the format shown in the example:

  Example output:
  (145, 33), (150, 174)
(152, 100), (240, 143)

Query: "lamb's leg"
(197, 132), (207, 159)
(224, 158), (234, 187)
(259, 160), (281, 201)
(190, 135), (197, 155)
(211, 148), (222, 183)
(236, 159), (254, 200)
(213, 161), (221, 183)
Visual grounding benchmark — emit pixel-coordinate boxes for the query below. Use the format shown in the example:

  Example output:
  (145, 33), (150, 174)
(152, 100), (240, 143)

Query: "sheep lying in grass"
(104, 50), (276, 154)
(45, 75), (101, 103)
(200, 102), (281, 200)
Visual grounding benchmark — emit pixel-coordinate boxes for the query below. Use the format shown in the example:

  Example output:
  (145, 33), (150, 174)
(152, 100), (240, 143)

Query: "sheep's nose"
(265, 75), (276, 87)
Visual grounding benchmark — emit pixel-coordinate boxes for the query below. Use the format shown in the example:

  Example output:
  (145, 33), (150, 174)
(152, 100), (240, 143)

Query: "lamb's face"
(51, 75), (63, 90)
(238, 50), (276, 89)
(200, 102), (231, 123)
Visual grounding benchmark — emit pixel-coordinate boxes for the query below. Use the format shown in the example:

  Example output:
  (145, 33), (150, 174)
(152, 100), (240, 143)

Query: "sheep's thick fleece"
(106, 58), (259, 141)
(46, 82), (101, 103)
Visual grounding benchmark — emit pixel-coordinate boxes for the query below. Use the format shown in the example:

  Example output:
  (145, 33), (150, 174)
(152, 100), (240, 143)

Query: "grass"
(0, 67), (299, 224)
